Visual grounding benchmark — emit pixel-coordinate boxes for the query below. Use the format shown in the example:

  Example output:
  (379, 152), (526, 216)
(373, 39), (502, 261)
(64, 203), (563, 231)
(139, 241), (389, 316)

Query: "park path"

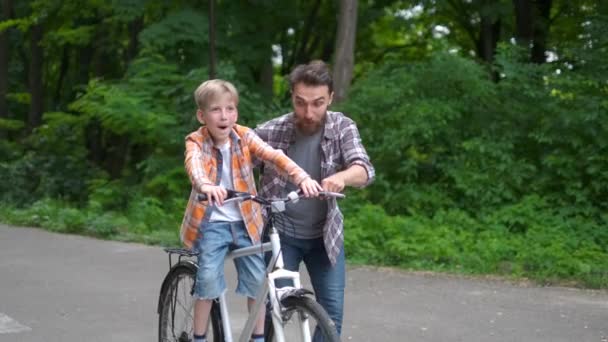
(1, 224), (606, 342)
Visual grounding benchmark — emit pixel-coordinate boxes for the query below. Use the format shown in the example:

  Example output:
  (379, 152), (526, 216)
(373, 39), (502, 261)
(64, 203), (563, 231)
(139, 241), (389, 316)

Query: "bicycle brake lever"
(287, 191), (300, 203)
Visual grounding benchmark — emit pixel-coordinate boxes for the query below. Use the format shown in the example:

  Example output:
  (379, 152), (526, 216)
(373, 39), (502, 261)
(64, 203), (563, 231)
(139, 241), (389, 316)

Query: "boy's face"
(291, 82), (333, 135)
(197, 92), (238, 146)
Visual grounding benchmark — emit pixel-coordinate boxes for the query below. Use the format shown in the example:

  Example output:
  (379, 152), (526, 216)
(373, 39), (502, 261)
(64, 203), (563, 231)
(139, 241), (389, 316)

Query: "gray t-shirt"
(278, 127), (328, 238)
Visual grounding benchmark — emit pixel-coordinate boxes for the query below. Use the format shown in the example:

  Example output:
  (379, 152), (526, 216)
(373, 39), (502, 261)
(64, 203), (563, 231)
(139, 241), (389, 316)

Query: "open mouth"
(217, 125), (229, 130)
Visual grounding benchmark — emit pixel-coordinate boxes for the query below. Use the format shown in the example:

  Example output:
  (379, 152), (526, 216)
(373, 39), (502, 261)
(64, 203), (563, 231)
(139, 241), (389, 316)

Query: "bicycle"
(157, 189), (343, 342)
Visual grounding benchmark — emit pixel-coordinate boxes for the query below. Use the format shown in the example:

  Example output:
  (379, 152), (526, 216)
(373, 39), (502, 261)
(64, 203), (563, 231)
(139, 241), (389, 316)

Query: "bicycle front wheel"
(158, 264), (223, 342)
(267, 296), (340, 342)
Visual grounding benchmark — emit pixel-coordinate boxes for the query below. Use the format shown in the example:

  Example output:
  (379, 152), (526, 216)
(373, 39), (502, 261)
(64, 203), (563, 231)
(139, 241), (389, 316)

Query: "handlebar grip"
(318, 191), (346, 199)
(197, 189), (240, 202)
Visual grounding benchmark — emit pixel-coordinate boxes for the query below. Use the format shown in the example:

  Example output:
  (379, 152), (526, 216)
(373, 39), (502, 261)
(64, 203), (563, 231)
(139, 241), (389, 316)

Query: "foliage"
(2, 0), (607, 289)
(340, 45), (607, 220)
(0, 197), (180, 245)
(343, 195), (608, 288)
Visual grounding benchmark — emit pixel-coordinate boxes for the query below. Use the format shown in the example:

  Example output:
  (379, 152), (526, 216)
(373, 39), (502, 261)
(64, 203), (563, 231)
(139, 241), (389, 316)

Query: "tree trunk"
(259, 53), (274, 99)
(208, 0), (216, 79)
(0, 0), (12, 129)
(333, 0), (358, 103)
(477, 16), (501, 63)
(126, 16), (143, 65)
(28, 23), (44, 131)
(78, 44), (94, 86)
(513, 0), (534, 45)
(513, 0), (552, 63)
(53, 46), (69, 108)
(288, 0), (322, 71)
(531, 0), (552, 64)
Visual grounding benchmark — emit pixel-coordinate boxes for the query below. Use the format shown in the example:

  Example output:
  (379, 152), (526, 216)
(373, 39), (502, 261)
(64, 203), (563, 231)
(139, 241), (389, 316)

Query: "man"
(255, 60), (375, 338)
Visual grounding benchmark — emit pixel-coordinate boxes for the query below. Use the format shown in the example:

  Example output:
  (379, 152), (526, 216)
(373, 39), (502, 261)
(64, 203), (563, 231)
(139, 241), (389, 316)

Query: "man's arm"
(321, 164), (368, 193)
(325, 116), (375, 192)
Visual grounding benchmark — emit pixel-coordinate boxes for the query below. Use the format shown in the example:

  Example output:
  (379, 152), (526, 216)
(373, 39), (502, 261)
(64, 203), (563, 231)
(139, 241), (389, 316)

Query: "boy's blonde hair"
(194, 79), (239, 110)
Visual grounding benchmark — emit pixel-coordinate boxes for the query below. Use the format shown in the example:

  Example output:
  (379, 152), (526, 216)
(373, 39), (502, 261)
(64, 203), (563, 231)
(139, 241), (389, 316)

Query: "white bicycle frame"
(213, 199), (315, 342)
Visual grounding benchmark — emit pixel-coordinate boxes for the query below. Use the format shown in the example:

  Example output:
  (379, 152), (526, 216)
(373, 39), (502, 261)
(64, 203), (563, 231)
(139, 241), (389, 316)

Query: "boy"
(180, 79), (321, 342)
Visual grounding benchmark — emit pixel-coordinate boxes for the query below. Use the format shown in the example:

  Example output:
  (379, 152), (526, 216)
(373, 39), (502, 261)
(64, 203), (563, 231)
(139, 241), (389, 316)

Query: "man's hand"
(299, 177), (323, 198)
(321, 173), (345, 193)
(200, 184), (227, 206)
(322, 165), (368, 192)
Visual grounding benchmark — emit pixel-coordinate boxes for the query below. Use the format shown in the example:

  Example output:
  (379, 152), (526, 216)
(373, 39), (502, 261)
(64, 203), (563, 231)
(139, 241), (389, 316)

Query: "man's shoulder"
(327, 111), (357, 135)
(257, 113), (293, 130)
(327, 111), (355, 125)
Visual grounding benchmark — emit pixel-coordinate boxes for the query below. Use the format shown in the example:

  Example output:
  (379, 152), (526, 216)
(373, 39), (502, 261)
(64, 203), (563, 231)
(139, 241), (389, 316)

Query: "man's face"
(291, 83), (333, 135)
(197, 92), (238, 146)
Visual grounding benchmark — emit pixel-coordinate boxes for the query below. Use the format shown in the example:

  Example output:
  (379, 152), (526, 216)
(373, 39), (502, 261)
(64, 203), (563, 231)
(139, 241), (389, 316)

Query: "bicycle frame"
(217, 223), (310, 342)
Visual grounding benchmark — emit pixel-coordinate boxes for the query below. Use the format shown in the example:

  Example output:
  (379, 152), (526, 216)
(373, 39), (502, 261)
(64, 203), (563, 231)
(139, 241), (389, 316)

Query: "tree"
(208, 0), (216, 79)
(333, 0), (358, 102)
(513, 0), (553, 63)
(27, 21), (43, 130)
(0, 0), (12, 130)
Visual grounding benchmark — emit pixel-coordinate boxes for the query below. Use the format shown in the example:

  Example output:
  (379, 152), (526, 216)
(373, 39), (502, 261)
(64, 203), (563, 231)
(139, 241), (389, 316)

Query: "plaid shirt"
(255, 111), (375, 265)
(180, 124), (310, 249)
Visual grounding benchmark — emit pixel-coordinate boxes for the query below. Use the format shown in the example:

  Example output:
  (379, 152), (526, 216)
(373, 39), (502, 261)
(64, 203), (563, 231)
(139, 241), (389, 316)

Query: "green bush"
(343, 196), (608, 288)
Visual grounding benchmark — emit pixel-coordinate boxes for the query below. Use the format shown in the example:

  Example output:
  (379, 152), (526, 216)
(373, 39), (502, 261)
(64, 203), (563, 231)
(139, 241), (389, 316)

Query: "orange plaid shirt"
(180, 124), (310, 249)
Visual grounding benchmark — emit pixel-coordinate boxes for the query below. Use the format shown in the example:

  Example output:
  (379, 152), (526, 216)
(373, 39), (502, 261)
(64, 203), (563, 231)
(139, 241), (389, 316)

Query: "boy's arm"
(245, 128), (309, 186)
(251, 124), (270, 168)
(184, 137), (214, 193)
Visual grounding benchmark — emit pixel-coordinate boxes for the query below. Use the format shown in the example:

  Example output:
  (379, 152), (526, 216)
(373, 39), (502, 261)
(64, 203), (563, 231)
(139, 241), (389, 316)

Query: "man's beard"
(295, 117), (324, 136)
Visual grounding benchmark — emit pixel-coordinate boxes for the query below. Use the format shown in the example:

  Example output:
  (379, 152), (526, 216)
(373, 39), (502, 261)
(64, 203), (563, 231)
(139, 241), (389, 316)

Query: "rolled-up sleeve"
(340, 120), (375, 187)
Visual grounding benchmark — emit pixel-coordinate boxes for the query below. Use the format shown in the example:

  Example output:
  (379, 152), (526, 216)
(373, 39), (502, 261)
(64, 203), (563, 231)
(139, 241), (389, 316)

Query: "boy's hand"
(200, 184), (227, 206)
(299, 177), (322, 198)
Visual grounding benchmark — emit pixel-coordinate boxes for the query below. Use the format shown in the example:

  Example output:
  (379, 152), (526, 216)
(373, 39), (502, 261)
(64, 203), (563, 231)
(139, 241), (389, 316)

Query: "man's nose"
(304, 105), (314, 118)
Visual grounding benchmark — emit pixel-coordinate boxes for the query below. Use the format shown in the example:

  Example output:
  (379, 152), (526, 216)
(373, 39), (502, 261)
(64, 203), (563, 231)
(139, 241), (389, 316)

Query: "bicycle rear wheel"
(158, 264), (223, 342)
(266, 296), (340, 342)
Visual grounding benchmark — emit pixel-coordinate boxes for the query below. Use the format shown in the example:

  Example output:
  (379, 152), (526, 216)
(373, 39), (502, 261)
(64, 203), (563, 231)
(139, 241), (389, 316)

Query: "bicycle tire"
(266, 296), (340, 342)
(158, 264), (223, 342)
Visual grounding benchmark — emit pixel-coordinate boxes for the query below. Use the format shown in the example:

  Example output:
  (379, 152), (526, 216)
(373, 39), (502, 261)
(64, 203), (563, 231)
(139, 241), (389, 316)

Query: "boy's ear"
(328, 91), (334, 106)
(196, 109), (205, 124)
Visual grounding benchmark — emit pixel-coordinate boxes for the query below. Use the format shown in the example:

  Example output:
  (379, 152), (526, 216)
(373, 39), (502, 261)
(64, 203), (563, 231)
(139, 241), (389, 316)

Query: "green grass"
(1, 195), (606, 289)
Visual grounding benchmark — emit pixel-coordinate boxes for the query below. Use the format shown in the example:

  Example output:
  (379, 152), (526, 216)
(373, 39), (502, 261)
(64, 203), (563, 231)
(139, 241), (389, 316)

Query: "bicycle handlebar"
(196, 189), (345, 205)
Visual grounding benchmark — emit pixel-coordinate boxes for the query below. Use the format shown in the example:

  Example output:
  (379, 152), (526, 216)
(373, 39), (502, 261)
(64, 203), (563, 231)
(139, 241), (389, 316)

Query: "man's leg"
(304, 242), (346, 336)
(273, 233), (306, 287)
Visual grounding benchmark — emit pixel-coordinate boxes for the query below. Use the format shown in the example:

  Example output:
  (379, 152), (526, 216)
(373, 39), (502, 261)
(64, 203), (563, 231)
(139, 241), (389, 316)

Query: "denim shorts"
(193, 220), (266, 299)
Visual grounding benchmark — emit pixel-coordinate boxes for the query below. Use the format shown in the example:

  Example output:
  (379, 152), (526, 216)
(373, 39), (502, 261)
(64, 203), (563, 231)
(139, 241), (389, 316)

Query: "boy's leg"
(194, 299), (213, 337)
(304, 240), (346, 338)
(194, 221), (232, 337)
(248, 297), (266, 336)
(230, 221), (268, 338)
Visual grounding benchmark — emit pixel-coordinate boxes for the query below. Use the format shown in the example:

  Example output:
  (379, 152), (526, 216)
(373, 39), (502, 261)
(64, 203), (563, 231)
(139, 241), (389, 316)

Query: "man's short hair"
(194, 79), (239, 110)
(288, 60), (333, 93)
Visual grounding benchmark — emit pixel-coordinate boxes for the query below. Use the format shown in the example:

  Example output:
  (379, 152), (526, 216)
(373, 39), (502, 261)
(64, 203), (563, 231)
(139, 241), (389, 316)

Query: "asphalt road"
(1, 224), (607, 342)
